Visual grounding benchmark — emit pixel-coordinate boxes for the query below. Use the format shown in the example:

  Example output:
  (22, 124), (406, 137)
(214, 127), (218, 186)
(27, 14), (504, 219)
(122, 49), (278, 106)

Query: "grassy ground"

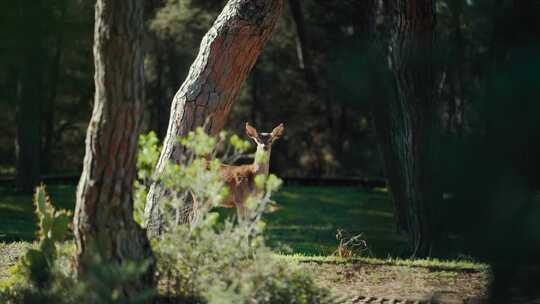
(0, 184), (408, 257)
(276, 255), (488, 301)
(0, 185), (488, 301)
(268, 186), (409, 257)
(0, 185), (74, 242)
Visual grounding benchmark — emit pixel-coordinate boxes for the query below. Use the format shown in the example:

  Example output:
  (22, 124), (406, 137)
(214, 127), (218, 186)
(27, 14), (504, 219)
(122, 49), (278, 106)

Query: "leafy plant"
(333, 228), (370, 259)
(1, 186), (154, 304)
(141, 128), (332, 303)
(134, 131), (161, 225)
(3, 128), (332, 303)
(20, 185), (72, 288)
(76, 255), (155, 304)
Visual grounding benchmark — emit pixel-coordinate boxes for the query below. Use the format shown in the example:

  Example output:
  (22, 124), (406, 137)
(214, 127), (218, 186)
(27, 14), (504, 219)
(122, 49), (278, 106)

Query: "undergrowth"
(1, 128), (332, 304)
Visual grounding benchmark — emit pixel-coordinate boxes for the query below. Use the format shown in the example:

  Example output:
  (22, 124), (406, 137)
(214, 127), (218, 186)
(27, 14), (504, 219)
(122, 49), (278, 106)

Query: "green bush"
(1, 185), (72, 292)
(1, 187), (153, 304)
(2, 128), (331, 303)
(156, 222), (331, 304)
(2, 252), (154, 304)
(149, 128), (332, 303)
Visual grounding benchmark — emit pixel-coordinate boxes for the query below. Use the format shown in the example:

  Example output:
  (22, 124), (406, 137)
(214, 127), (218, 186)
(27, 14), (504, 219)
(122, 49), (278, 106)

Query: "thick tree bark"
(15, 1), (44, 193)
(374, 0), (442, 257)
(144, 0), (283, 236)
(74, 0), (154, 297)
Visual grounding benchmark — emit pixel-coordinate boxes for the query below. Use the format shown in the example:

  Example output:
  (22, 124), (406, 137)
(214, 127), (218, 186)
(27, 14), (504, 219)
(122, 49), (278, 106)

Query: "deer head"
(245, 122), (284, 169)
(246, 122), (284, 150)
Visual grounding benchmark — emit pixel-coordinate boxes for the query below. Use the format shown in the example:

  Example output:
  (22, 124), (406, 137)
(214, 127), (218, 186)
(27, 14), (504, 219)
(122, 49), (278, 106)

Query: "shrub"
(155, 216), (331, 304)
(1, 187), (153, 304)
(148, 128), (332, 303)
(2, 128), (331, 303)
(1, 185), (72, 292)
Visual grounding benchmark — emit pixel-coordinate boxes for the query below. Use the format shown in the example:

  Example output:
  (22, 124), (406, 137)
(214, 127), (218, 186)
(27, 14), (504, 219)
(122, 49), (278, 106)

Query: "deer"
(218, 122), (285, 220)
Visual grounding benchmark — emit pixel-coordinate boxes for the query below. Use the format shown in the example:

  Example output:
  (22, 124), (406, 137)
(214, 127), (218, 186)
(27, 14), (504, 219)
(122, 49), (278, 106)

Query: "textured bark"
(144, 0), (283, 236)
(356, 0), (417, 234)
(15, 0), (44, 193)
(74, 0), (154, 296)
(374, 0), (442, 256)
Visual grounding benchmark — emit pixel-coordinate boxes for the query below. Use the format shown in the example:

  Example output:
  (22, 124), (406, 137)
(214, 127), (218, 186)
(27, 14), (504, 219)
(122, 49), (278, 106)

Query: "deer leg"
(236, 202), (246, 222)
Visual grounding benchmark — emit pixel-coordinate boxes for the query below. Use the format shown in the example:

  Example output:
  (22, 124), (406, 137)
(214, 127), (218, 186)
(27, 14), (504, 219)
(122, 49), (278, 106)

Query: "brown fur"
(219, 164), (257, 217)
(218, 122), (284, 219)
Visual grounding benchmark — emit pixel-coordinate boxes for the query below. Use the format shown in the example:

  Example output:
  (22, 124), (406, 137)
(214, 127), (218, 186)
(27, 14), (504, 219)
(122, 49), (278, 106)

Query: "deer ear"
(271, 123), (285, 139)
(245, 122), (259, 140)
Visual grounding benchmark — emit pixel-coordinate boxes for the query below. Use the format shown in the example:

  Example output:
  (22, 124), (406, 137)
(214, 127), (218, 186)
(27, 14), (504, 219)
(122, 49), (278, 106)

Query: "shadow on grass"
(0, 185), (76, 242)
(266, 186), (409, 258)
(0, 184), (409, 258)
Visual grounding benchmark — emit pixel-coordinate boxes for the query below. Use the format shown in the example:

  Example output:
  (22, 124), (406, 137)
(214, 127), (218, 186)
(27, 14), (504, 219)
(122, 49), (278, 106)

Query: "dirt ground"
(0, 242), (491, 303)
(303, 262), (489, 303)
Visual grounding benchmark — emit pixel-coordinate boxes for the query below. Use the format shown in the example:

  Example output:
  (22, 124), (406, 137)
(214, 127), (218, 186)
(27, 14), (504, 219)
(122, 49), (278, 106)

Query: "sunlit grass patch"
(0, 241), (32, 284)
(267, 186), (409, 257)
(275, 253), (488, 272)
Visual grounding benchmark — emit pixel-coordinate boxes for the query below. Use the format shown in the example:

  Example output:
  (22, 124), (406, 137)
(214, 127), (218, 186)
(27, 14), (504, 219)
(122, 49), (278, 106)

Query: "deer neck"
(253, 145), (271, 176)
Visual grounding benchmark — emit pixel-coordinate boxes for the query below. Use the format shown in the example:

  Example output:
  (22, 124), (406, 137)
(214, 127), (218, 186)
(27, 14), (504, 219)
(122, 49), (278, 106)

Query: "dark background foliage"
(1, 0), (539, 260)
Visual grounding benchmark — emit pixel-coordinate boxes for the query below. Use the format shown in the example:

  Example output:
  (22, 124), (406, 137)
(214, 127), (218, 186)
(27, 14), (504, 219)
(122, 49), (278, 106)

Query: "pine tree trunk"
(144, 0), (283, 236)
(74, 0), (154, 296)
(15, 1), (44, 193)
(374, 0), (442, 257)
(43, 20), (65, 174)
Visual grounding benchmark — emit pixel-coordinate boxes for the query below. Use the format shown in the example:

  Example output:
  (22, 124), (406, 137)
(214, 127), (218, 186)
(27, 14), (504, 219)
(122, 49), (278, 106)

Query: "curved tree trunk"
(144, 0), (283, 237)
(374, 0), (442, 257)
(74, 0), (154, 297)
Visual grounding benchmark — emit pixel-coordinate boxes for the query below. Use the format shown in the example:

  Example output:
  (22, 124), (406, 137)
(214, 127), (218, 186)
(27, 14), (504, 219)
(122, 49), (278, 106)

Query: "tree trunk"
(443, 0), (466, 136)
(144, 0), (283, 236)
(43, 5), (66, 174)
(74, 0), (154, 297)
(15, 1), (44, 193)
(374, 0), (442, 257)
(288, 0), (335, 175)
(288, 0), (314, 75)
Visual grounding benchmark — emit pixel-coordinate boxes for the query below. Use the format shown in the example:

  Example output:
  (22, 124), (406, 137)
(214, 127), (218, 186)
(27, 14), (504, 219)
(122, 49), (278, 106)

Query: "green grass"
(0, 185), (75, 242)
(0, 184), (488, 300)
(275, 253), (487, 272)
(0, 165), (15, 176)
(267, 186), (409, 257)
(0, 185), (409, 258)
